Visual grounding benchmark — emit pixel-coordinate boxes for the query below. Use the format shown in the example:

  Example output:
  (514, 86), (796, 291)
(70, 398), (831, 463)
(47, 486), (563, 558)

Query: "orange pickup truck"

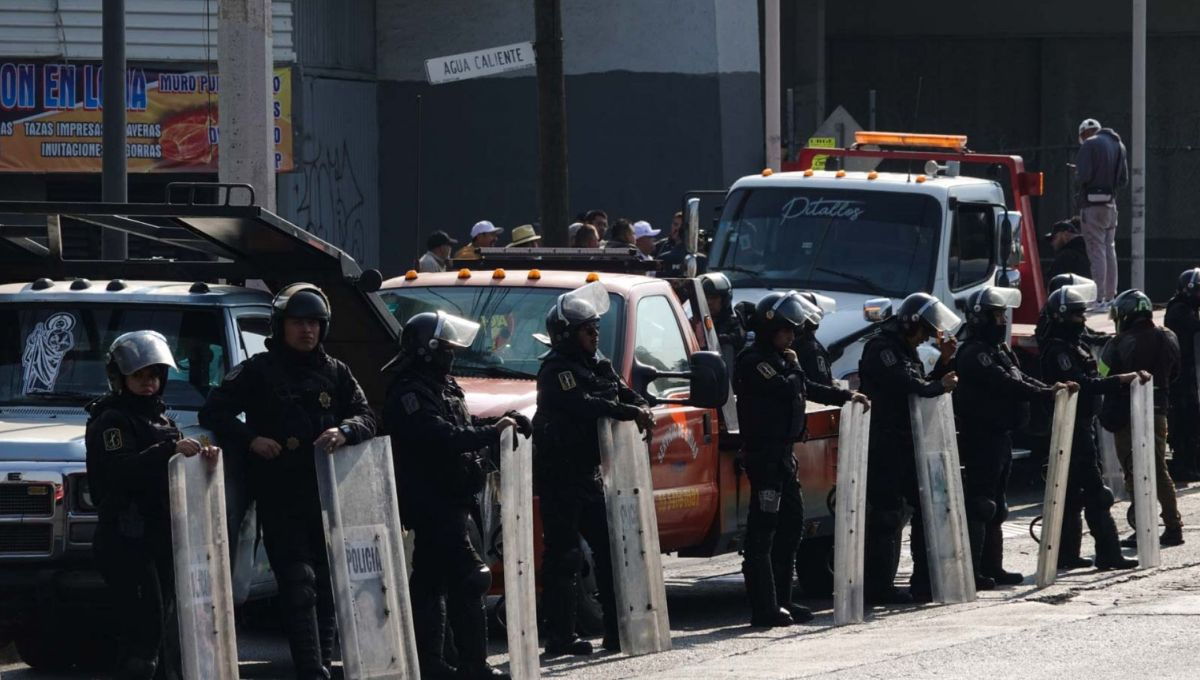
(379, 259), (842, 595)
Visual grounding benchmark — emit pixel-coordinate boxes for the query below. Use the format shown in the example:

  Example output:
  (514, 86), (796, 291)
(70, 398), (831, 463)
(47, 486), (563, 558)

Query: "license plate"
(27, 486), (48, 496)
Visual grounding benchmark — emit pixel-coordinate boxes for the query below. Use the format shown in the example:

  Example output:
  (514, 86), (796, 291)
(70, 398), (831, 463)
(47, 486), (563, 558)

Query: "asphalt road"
(6, 476), (1200, 679)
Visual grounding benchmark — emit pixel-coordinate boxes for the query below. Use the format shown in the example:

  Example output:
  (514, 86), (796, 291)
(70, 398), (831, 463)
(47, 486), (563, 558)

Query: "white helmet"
(1078, 118), (1101, 138)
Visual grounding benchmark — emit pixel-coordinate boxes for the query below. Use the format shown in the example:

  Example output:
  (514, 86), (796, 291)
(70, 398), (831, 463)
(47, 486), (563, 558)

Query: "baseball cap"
(1045, 219), (1080, 239)
(633, 220), (660, 240)
(426, 230), (457, 250)
(1078, 118), (1101, 136)
(470, 220), (503, 238)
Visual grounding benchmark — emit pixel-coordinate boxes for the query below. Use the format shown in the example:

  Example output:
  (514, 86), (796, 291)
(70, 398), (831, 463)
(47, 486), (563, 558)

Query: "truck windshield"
(709, 188), (942, 298)
(0, 304), (228, 409)
(379, 287), (624, 379)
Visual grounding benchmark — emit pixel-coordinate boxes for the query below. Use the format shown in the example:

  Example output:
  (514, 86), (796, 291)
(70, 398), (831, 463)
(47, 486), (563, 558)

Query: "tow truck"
(0, 191), (397, 670)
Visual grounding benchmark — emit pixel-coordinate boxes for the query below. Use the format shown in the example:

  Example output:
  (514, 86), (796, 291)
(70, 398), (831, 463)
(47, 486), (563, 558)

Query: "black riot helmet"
(271, 283), (332, 341)
(1047, 273), (1097, 296)
(752, 291), (821, 337)
(894, 292), (962, 336)
(1110, 289), (1153, 333)
(964, 287), (1021, 343)
(105, 330), (177, 395)
(699, 272), (732, 299)
(546, 281), (611, 348)
(1043, 286), (1091, 323)
(797, 291), (836, 332)
(1177, 268), (1200, 305)
(384, 310), (481, 375)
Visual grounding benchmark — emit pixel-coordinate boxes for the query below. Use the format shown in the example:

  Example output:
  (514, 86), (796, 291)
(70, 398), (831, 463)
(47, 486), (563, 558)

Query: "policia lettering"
(735, 291), (863, 627)
(199, 283), (376, 680)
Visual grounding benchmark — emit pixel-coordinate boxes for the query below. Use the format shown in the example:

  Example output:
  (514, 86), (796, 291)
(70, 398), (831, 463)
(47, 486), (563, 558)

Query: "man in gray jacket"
(1075, 118), (1129, 308)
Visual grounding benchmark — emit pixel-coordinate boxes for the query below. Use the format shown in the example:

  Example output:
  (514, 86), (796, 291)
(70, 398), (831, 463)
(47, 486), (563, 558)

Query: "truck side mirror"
(1000, 210), (1022, 266)
(685, 351), (728, 409)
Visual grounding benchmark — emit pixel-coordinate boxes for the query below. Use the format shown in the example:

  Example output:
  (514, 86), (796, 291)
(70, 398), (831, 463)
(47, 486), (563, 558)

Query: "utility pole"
(764, 0), (781, 171)
(218, 0), (275, 211)
(534, 0), (569, 246)
(1131, 0), (1147, 290)
(101, 0), (127, 259)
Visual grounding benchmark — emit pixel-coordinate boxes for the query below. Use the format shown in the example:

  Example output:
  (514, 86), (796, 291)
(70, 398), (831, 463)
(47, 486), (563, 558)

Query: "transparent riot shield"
(168, 453), (238, 680)
(1130, 378), (1161, 568)
(833, 401), (870, 625)
(598, 417), (671, 656)
(499, 429), (539, 679)
(1098, 428), (1127, 501)
(315, 437), (420, 679)
(908, 393), (976, 604)
(1036, 390), (1079, 588)
(717, 338), (740, 431)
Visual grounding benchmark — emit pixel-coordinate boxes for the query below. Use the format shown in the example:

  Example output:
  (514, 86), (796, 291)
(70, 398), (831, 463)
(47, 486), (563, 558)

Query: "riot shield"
(598, 417), (671, 656)
(168, 453), (238, 680)
(718, 342), (740, 430)
(315, 437), (420, 679)
(499, 429), (539, 679)
(833, 401), (870, 625)
(1036, 390), (1079, 588)
(908, 393), (976, 604)
(1130, 378), (1161, 568)
(1098, 428), (1127, 502)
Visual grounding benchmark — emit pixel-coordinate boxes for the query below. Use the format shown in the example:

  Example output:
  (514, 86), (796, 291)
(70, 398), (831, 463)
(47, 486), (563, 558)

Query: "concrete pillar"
(218, 0), (275, 211)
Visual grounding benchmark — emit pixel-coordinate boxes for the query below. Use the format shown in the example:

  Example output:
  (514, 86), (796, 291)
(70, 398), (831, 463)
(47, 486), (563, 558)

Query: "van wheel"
(796, 536), (834, 598)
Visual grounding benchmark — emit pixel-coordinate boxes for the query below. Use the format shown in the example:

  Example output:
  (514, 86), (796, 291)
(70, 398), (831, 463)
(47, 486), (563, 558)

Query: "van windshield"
(0, 304), (228, 409)
(379, 287), (624, 379)
(709, 188), (942, 298)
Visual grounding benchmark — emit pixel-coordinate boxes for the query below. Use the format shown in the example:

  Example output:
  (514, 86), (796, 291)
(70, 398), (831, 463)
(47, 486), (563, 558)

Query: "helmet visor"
(1062, 280), (1097, 304)
(803, 291), (837, 316)
(916, 297), (963, 333)
(771, 291), (823, 328)
(109, 331), (178, 375)
(433, 311), (481, 349)
(980, 287), (1023, 310)
(557, 281), (611, 324)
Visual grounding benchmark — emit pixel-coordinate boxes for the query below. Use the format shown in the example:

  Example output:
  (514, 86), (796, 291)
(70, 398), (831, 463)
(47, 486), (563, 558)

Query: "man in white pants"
(1075, 118), (1129, 308)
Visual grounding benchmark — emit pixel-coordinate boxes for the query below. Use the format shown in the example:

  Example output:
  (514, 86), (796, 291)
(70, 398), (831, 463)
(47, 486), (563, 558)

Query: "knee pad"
(280, 563), (318, 608)
(968, 496), (997, 522)
(456, 564), (492, 599)
(993, 499), (1010, 524)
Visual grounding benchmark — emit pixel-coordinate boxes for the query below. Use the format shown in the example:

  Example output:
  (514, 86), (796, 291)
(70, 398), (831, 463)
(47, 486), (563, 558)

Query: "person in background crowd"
(604, 219), (635, 249)
(1046, 217), (1092, 282)
(506, 224), (542, 249)
(1075, 118), (1128, 308)
(1165, 268), (1200, 482)
(419, 231), (458, 273)
(455, 220), (504, 260)
(655, 211), (684, 257)
(572, 223), (601, 249)
(1100, 289), (1184, 548)
(568, 222), (585, 244)
(584, 209), (609, 238)
(633, 221), (660, 257)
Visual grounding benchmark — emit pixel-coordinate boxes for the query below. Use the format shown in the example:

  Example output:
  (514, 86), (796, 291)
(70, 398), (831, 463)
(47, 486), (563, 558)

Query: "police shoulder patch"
(401, 392), (420, 415)
(1057, 353), (1074, 371)
(880, 349), (898, 367)
(977, 352), (993, 367)
(756, 362), (777, 379)
(103, 427), (123, 451)
(558, 370), (577, 391)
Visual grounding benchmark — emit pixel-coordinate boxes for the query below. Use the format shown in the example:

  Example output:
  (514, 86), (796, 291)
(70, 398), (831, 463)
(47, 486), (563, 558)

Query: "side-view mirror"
(686, 197), (701, 255)
(630, 351), (728, 409)
(995, 267), (1022, 289)
(863, 297), (893, 322)
(1000, 210), (1022, 266)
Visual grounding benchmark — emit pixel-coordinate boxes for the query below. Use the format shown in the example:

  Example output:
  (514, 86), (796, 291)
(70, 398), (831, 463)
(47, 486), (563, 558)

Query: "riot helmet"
(797, 291), (836, 332)
(385, 310), (481, 375)
(1110, 289), (1153, 333)
(271, 283), (332, 341)
(1178, 268), (1200, 306)
(546, 281), (611, 348)
(1047, 273), (1098, 300)
(894, 292), (962, 337)
(699, 272), (733, 315)
(106, 330), (177, 395)
(1043, 285), (1092, 340)
(753, 291), (822, 338)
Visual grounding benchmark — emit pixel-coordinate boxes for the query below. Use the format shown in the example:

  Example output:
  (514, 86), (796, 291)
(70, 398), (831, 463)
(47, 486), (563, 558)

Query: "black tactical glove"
(506, 410), (534, 437)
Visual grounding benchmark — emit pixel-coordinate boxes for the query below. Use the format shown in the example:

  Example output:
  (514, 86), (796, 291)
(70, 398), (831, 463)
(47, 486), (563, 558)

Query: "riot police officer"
(1040, 286), (1141, 571)
(735, 291), (868, 626)
(1035, 274), (1108, 349)
(199, 283), (376, 680)
(534, 282), (654, 655)
(699, 272), (745, 354)
(793, 291), (837, 386)
(957, 287), (1069, 589)
(383, 311), (524, 679)
(858, 292), (959, 603)
(1165, 268), (1200, 481)
(86, 331), (219, 679)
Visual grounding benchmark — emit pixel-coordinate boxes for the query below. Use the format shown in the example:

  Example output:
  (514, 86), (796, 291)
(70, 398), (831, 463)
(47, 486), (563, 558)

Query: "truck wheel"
(15, 633), (72, 671)
(796, 536), (834, 598)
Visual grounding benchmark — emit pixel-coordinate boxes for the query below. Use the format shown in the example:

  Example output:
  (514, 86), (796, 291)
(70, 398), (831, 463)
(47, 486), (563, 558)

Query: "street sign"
(425, 42), (536, 85)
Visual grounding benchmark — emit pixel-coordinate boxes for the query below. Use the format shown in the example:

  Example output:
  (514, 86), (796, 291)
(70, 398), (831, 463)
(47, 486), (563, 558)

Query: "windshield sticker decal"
(22, 312), (77, 393)
(781, 196), (867, 222)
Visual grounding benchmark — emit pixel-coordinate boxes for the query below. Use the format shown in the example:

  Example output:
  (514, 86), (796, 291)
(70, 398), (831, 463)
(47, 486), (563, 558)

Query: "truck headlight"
(74, 475), (97, 513)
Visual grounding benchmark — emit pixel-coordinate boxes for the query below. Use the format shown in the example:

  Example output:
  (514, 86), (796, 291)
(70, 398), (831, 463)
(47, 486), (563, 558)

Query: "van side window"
(634, 295), (690, 399)
(948, 204), (996, 291)
(237, 316), (271, 358)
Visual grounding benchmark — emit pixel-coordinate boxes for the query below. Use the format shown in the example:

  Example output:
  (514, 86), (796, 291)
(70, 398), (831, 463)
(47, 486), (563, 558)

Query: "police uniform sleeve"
(735, 351), (801, 403)
(334, 360), (377, 444)
(1166, 300), (1200, 338)
(198, 359), (258, 449)
(385, 385), (498, 454)
(957, 343), (1053, 401)
(540, 363), (642, 421)
(860, 341), (945, 398)
(1163, 328), (1181, 384)
(86, 409), (174, 490)
(803, 373), (850, 406)
(1044, 343), (1121, 397)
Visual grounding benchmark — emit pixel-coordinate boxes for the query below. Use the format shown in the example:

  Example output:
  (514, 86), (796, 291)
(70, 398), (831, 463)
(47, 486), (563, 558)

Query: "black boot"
(412, 590), (457, 678)
(980, 522), (1023, 585)
(1090, 511), (1138, 570)
(541, 561), (593, 656)
(744, 560), (791, 627)
(446, 578), (501, 680)
(1161, 526), (1185, 547)
(1057, 513), (1093, 570)
(967, 520), (997, 589)
(773, 573), (813, 623)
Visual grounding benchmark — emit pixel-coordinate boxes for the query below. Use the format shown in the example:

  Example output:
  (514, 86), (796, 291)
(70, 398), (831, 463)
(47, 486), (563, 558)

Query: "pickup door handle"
(702, 412), (712, 444)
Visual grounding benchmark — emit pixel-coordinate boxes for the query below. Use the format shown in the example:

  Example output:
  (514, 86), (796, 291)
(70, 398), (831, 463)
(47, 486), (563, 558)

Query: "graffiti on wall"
(291, 140), (366, 263)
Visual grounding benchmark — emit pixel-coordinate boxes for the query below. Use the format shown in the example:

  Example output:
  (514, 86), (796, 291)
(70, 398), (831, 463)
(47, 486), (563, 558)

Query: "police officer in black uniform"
(735, 291), (868, 626)
(1035, 274), (1108, 349)
(534, 282), (654, 655)
(699, 272), (745, 354)
(199, 284), (376, 680)
(1165, 268), (1200, 481)
(1040, 286), (1141, 571)
(87, 331), (220, 679)
(956, 286), (1071, 589)
(858, 292), (959, 603)
(792, 291), (837, 387)
(383, 311), (524, 679)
